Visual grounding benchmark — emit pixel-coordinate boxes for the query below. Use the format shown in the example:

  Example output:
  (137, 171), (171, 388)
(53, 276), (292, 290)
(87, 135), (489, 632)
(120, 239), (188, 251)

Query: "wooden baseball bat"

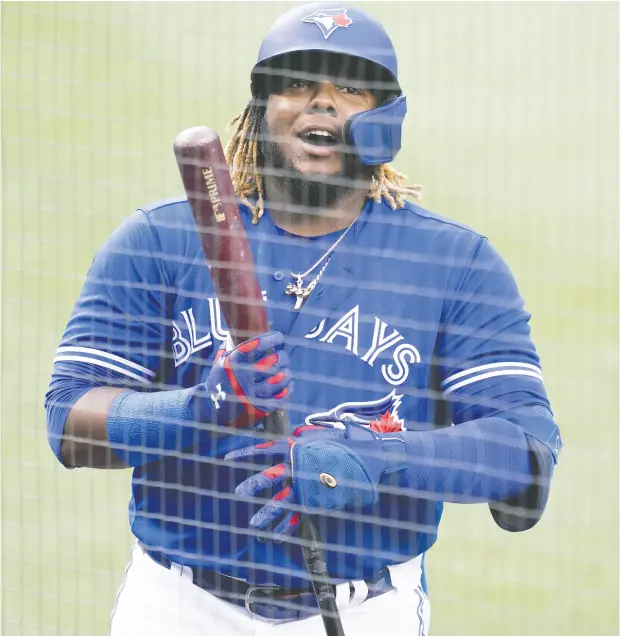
(173, 126), (345, 636)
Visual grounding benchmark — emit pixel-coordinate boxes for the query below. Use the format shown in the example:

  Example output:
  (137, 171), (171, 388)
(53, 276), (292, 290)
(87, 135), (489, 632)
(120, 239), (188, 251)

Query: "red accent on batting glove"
(293, 425), (320, 437)
(223, 356), (268, 421)
(238, 337), (261, 354)
(267, 371), (285, 385)
(255, 440), (276, 449)
(254, 353), (278, 370)
(274, 486), (291, 501)
(263, 463), (287, 479)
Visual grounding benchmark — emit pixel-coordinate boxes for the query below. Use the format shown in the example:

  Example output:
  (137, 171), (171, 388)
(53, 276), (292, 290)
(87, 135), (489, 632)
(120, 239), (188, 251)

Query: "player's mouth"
(300, 129), (338, 146)
(296, 125), (341, 156)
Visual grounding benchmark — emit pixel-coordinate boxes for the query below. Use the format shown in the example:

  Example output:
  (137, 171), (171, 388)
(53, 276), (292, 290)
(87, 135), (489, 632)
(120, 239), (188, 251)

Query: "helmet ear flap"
(344, 95), (407, 166)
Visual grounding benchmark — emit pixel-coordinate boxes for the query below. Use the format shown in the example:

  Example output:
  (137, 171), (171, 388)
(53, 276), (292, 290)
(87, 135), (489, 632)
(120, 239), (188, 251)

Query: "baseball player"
(44, 3), (562, 635)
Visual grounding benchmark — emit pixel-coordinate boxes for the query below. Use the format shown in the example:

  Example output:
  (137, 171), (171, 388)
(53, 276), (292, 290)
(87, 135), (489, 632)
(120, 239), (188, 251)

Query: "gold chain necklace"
(284, 213), (361, 310)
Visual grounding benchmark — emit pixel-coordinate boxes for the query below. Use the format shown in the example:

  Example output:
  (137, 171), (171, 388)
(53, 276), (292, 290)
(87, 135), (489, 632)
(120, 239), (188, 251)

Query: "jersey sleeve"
(45, 210), (172, 462)
(437, 236), (562, 530)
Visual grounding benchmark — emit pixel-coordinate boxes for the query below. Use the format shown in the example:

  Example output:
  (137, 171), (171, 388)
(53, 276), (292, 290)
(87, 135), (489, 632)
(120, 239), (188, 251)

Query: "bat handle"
(262, 409), (289, 437)
(262, 409), (345, 636)
(298, 515), (346, 635)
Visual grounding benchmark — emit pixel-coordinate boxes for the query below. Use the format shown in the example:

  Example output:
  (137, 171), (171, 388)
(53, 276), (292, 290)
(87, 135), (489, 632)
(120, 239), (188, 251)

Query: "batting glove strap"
(291, 440), (381, 510)
(290, 427), (408, 511)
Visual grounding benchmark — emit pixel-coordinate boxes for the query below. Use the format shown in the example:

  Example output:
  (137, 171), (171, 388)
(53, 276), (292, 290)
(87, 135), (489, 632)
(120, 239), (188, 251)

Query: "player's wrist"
(106, 386), (218, 467)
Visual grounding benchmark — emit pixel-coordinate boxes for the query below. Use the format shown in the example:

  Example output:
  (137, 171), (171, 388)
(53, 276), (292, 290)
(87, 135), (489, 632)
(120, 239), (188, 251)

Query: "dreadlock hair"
(224, 99), (422, 225)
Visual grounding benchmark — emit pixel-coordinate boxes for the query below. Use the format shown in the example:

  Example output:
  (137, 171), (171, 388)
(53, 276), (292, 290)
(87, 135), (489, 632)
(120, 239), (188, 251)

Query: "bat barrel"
(173, 126), (269, 345)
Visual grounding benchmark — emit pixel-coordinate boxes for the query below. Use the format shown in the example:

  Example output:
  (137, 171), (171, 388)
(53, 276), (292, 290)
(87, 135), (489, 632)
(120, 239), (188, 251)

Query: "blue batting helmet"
(250, 2), (407, 166)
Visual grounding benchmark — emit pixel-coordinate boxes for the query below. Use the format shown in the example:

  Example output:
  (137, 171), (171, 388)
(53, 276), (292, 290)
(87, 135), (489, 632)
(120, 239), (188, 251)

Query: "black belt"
(145, 548), (393, 621)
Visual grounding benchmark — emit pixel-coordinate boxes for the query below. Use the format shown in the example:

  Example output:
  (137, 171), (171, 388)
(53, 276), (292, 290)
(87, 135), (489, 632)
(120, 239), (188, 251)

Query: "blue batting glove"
(202, 331), (292, 430)
(225, 423), (406, 537)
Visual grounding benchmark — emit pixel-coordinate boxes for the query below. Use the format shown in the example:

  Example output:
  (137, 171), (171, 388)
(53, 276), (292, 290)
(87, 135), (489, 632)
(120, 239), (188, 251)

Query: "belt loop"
(385, 555), (423, 591)
(334, 582), (351, 607)
(170, 562), (184, 576)
(349, 580), (368, 606)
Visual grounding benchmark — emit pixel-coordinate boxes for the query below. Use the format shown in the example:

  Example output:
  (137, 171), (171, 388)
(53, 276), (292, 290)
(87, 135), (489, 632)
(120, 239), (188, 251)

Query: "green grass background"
(2, 2), (618, 634)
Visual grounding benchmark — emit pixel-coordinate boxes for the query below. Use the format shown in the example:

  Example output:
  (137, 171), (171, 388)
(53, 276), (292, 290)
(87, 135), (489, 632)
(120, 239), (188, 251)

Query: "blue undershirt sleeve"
(436, 236), (562, 530)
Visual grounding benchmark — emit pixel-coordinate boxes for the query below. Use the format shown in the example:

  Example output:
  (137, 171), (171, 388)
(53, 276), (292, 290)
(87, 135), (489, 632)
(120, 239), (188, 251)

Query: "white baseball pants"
(110, 543), (431, 636)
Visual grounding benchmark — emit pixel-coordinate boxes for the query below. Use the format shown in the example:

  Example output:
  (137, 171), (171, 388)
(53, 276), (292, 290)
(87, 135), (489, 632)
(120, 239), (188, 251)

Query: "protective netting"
(2, 2), (618, 635)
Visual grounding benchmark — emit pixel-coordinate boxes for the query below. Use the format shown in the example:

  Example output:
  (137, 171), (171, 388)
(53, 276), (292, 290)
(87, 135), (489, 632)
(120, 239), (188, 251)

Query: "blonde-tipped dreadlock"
(224, 102), (422, 225)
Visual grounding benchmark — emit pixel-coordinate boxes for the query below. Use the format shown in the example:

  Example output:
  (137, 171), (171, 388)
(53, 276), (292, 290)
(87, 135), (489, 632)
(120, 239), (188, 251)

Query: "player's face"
(265, 75), (377, 178)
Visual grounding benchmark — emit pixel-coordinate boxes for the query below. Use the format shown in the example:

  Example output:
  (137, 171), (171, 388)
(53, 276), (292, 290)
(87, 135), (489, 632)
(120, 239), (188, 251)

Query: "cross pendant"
(293, 293), (306, 310)
(285, 278), (311, 310)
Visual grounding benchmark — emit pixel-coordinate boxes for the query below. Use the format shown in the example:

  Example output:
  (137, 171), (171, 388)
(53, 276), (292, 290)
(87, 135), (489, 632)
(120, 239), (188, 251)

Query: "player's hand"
(225, 422), (404, 537)
(203, 331), (292, 430)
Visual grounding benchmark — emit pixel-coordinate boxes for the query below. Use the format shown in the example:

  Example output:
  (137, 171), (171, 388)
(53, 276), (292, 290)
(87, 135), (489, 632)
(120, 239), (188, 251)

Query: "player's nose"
(307, 81), (338, 115)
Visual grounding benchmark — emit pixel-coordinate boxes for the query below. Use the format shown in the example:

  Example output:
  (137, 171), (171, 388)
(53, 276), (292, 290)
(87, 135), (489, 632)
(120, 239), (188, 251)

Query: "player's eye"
(288, 79), (312, 90)
(337, 85), (364, 96)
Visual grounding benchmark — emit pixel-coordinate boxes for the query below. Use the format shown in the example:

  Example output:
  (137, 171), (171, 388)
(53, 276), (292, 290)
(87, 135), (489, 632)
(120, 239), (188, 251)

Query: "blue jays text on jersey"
(45, 195), (561, 590)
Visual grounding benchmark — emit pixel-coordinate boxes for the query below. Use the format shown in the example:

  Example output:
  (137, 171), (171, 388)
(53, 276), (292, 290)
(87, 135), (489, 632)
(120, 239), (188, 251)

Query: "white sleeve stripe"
(443, 370), (544, 395)
(442, 361), (542, 387)
(53, 355), (153, 385)
(56, 346), (156, 377)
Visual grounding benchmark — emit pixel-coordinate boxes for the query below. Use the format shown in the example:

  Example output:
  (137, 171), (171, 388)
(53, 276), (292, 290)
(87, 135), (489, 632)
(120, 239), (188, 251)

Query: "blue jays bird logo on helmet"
(252, 2), (407, 164)
(305, 390), (405, 432)
(302, 7), (353, 39)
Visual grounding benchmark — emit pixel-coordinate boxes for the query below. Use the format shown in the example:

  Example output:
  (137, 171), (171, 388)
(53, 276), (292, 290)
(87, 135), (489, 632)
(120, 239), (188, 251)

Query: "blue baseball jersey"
(46, 195), (558, 590)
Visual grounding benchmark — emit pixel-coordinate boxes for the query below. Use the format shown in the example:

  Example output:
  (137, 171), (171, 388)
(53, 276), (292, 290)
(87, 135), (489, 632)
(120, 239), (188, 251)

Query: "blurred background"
(1, 2), (618, 635)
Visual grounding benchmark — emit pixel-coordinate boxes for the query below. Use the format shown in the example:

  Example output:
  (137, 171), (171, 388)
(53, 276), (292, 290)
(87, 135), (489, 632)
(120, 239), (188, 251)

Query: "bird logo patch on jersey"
(305, 390), (405, 432)
(302, 8), (353, 39)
